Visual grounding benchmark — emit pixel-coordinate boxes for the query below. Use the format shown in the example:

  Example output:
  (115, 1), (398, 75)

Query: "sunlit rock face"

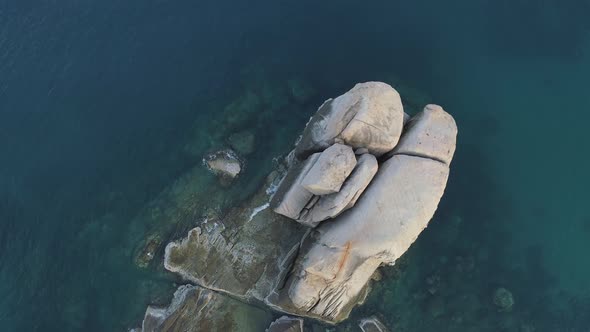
(267, 83), (457, 322)
(294, 82), (405, 159)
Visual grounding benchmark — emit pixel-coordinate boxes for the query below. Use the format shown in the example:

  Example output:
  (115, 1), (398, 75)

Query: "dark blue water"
(1, 1), (589, 331)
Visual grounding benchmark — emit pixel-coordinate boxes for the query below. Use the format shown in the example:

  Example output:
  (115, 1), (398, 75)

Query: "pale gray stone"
(265, 316), (304, 332)
(299, 154), (378, 227)
(294, 82), (404, 159)
(268, 105), (457, 322)
(389, 104), (457, 165)
(203, 149), (242, 182)
(301, 143), (356, 195)
(271, 153), (320, 219)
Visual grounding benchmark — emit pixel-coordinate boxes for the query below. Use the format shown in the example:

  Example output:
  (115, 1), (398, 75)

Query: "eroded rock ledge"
(136, 81), (457, 331)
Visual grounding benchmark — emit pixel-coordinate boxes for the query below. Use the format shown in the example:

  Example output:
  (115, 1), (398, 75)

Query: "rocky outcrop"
(203, 149), (242, 185)
(228, 130), (256, 156)
(294, 82), (405, 159)
(142, 81), (457, 328)
(140, 284), (272, 332)
(266, 316), (304, 332)
(267, 98), (457, 321)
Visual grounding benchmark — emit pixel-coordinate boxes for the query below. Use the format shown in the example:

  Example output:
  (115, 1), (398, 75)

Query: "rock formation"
(138, 81), (457, 329)
(294, 82), (405, 158)
(203, 149), (242, 185)
(163, 170), (308, 302)
(266, 82), (457, 322)
(266, 316), (304, 332)
(140, 284), (272, 332)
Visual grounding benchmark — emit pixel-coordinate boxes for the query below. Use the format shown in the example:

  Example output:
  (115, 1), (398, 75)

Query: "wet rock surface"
(164, 170), (308, 301)
(266, 316), (305, 332)
(203, 149), (242, 185)
(140, 284), (272, 332)
(359, 316), (390, 332)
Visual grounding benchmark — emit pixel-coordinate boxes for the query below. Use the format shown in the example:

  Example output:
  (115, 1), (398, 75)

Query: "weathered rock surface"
(140, 284), (272, 332)
(134, 233), (162, 269)
(203, 149), (242, 184)
(164, 170), (309, 301)
(271, 153), (320, 220)
(298, 154), (378, 227)
(359, 316), (390, 332)
(266, 316), (305, 332)
(387, 104), (457, 164)
(301, 143), (356, 195)
(294, 82), (404, 159)
(268, 104), (457, 322)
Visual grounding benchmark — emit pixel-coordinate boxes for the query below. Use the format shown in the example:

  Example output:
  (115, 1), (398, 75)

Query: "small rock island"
(136, 82), (457, 331)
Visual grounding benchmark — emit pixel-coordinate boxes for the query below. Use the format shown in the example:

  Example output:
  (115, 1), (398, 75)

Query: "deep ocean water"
(1, 0), (589, 331)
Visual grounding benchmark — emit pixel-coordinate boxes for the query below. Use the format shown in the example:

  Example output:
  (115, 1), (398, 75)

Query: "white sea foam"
(248, 202), (270, 222)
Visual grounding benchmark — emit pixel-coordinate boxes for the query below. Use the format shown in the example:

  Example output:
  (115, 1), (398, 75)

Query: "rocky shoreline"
(133, 81), (457, 331)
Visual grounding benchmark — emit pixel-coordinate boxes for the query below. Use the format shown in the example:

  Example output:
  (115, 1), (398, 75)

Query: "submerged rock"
(228, 130), (256, 156)
(140, 284), (272, 332)
(359, 317), (390, 332)
(287, 78), (316, 105)
(493, 287), (514, 312)
(134, 233), (162, 269)
(203, 149), (242, 184)
(266, 316), (305, 332)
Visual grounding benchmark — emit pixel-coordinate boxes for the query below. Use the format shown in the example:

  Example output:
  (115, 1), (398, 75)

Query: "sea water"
(1, 0), (589, 331)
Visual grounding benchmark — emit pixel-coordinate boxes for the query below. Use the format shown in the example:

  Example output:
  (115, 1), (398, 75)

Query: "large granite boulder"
(140, 284), (272, 332)
(294, 82), (404, 159)
(298, 153), (378, 227)
(271, 153), (321, 220)
(301, 143), (356, 195)
(267, 104), (457, 322)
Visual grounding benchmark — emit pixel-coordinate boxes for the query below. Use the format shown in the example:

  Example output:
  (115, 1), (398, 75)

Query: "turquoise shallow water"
(1, 1), (590, 331)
